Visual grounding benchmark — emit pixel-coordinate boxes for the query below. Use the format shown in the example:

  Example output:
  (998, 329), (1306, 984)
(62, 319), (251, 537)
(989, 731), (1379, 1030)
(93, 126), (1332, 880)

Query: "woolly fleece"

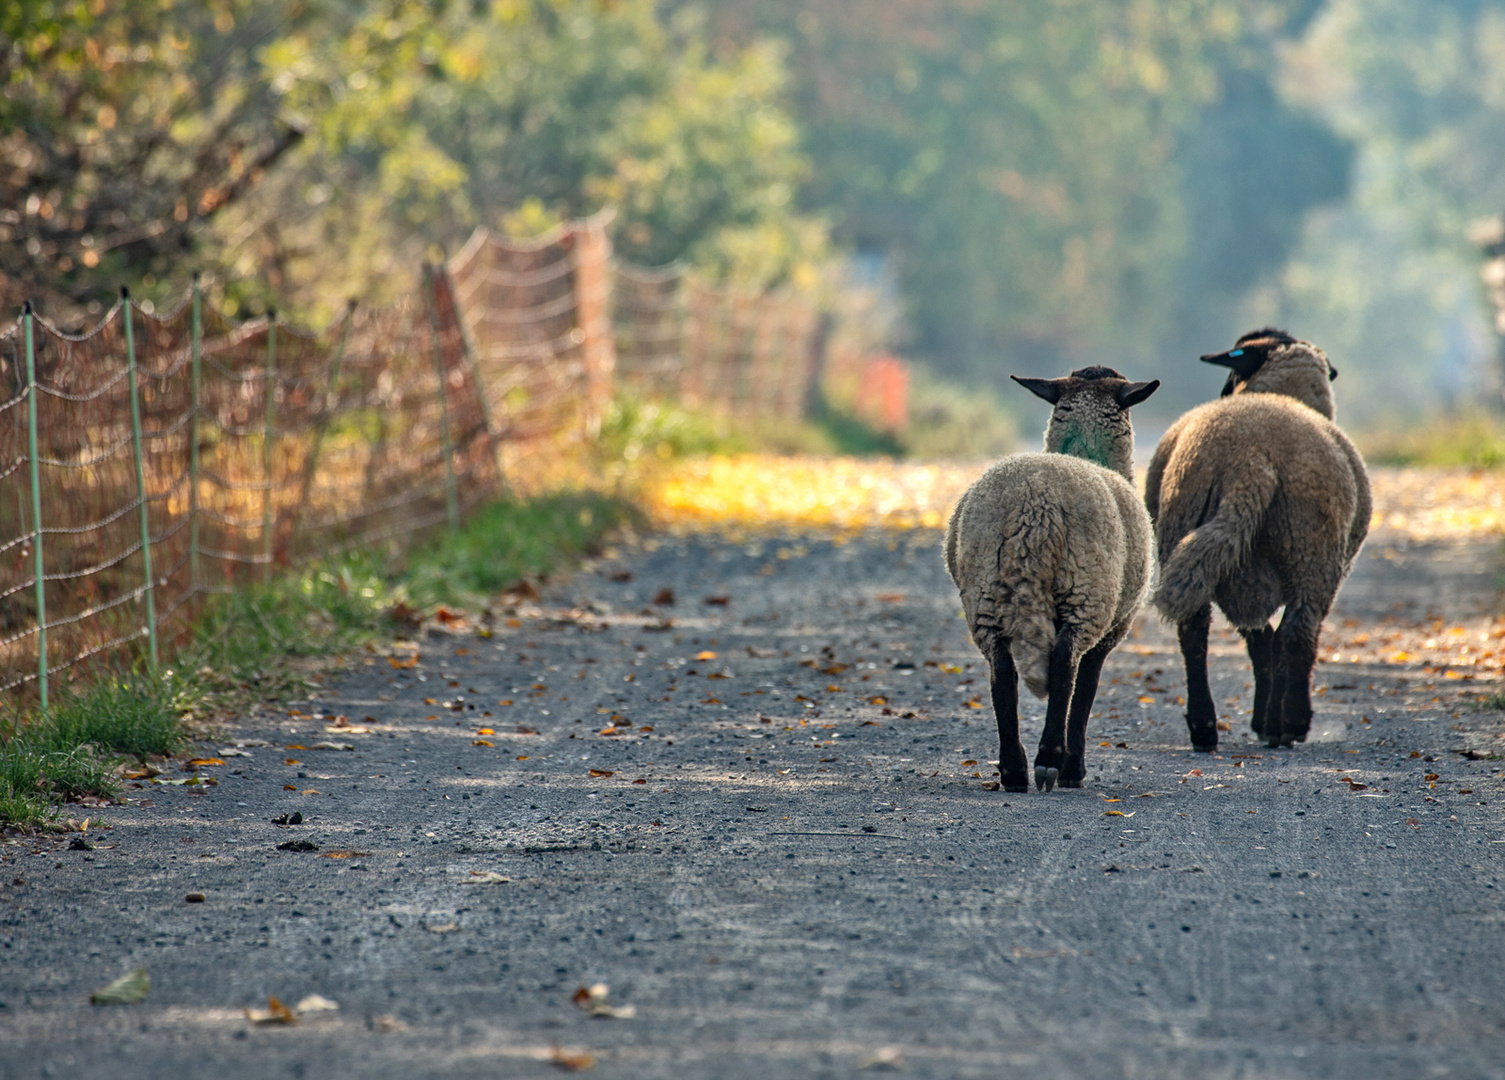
(945, 453), (1152, 698)
(1146, 393), (1370, 628)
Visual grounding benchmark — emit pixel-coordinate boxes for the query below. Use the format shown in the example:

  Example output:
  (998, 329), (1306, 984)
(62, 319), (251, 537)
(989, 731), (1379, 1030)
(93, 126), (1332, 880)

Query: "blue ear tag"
(1229, 349), (1244, 357)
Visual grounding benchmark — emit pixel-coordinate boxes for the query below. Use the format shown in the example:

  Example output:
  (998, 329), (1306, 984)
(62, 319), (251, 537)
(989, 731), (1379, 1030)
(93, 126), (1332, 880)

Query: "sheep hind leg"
(1058, 637), (1111, 788)
(988, 637), (1029, 793)
(1270, 608), (1321, 748)
(1033, 627), (1078, 792)
(1178, 605), (1219, 752)
(1240, 624), (1276, 738)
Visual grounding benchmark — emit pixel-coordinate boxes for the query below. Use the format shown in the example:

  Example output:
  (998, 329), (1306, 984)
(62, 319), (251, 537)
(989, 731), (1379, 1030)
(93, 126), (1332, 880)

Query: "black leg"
(1271, 608), (1319, 747)
(1033, 627), (1077, 792)
(989, 637), (1028, 792)
(1241, 624), (1276, 737)
(1059, 638), (1111, 788)
(1178, 605), (1218, 752)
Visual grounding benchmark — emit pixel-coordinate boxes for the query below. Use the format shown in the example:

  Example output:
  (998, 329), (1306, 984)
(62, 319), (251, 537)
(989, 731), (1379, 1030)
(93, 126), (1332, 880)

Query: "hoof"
(1191, 742), (1217, 753)
(1266, 733), (1283, 749)
(1280, 734), (1296, 748)
(1034, 765), (1058, 792)
(1003, 783), (1028, 794)
(1058, 777), (1083, 788)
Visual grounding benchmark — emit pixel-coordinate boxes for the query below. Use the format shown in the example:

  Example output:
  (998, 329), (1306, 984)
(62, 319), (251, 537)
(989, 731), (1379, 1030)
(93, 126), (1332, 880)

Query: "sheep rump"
(946, 452), (1152, 699)
(1147, 393), (1369, 630)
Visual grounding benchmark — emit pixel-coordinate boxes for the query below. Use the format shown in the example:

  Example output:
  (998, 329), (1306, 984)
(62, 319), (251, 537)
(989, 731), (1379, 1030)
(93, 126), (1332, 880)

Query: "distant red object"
(853, 354), (909, 433)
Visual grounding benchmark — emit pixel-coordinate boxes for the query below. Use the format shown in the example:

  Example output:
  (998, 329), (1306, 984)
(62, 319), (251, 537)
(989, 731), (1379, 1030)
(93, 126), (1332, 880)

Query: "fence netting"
(0, 215), (829, 701)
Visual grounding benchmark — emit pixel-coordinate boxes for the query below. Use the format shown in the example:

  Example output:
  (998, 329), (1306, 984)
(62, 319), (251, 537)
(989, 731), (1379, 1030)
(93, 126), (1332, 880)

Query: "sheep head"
(1202, 328), (1337, 419)
(1011, 366), (1159, 482)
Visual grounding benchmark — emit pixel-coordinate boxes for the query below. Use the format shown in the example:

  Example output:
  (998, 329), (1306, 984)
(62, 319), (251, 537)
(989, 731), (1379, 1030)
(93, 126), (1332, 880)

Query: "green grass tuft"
(405, 492), (639, 605)
(48, 676), (182, 759)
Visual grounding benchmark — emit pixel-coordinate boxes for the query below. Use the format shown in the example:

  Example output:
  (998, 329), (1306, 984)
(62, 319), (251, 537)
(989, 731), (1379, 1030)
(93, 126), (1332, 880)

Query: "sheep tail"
(1154, 460), (1279, 625)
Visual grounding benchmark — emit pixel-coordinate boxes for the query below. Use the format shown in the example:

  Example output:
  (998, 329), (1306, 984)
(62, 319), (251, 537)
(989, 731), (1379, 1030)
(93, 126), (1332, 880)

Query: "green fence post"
(189, 273), (202, 595)
(23, 302), (47, 710)
(122, 287), (159, 669)
(262, 313), (277, 581)
(424, 265), (461, 532)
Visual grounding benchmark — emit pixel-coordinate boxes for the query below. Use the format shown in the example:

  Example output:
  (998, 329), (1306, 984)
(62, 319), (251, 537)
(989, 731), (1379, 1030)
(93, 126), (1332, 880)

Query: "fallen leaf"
(1425, 773), (1440, 781)
(498, 699), (514, 706)
(186, 758), (224, 768)
(319, 850), (371, 859)
(283, 784), (297, 791)
(653, 587), (675, 606)
(589, 769), (614, 777)
(960, 759), (977, 766)
(285, 745), (307, 751)
(375, 1014), (407, 1033)
(1099, 741), (1112, 747)
(424, 922), (460, 933)
(462, 871), (510, 884)
(284, 758), (300, 766)
(91, 968), (149, 1005)
(703, 595), (731, 606)
(245, 996), (298, 1025)
(307, 742), (354, 751)
(185, 892), (206, 903)
(473, 739), (494, 747)
(1137, 696), (1155, 704)
(695, 650), (718, 660)
(1102, 810), (1134, 817)
(476, 728), (495, 736)
(856, 1046), (905, 1070)
(875, 593), (905, 604)
(388, 654), (419, 669)
(632, 778), (647, 784)
(549, 1046), (596, 1071)
(276, 840), (320, 852)
(295, 994), (339, 1014)
(572, 983), (636, 1019)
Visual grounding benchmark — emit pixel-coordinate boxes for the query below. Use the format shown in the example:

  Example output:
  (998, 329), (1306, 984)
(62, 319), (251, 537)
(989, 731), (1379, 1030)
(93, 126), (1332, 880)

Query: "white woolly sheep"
(1144, 328), (1371, 751)
(944, 366), (1158, 792)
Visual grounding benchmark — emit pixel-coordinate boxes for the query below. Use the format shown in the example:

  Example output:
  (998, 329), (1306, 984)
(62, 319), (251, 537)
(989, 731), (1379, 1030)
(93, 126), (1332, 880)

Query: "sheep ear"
(1010, 375), (1063, 404)
(1115, 380), (1159, 409)
(1328, 363), (1338, 382)
(1200, 348), (1263, 380)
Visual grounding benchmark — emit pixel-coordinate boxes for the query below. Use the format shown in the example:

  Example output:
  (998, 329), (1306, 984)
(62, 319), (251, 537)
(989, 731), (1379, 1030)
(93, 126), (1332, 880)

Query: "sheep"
(1144, 328), (1370, 751)
(944, 366), (1158, 792)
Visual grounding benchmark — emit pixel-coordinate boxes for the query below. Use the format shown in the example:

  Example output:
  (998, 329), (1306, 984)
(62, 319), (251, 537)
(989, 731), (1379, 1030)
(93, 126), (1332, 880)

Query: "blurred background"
(6, 0), (1505, 451)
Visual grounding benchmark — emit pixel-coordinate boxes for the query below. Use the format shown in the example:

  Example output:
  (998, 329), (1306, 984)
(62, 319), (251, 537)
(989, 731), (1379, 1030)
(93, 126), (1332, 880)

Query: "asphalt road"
(2, 517), (1504, 1079)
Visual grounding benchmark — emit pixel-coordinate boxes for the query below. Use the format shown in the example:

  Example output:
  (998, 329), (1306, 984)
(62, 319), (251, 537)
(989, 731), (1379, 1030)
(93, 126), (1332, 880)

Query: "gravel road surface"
(3, 510), (1504, 1078)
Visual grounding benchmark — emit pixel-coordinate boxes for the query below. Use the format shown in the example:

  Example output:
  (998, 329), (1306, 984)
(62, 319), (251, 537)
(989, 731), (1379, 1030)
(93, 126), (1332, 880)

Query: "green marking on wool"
(1056, 425), (1113, 469)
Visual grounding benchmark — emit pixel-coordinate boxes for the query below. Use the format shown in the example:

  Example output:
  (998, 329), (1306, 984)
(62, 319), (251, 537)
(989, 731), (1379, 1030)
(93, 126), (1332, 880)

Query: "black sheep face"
(1201, 327), (1339, 419)
(1011, 366), (1159, 480)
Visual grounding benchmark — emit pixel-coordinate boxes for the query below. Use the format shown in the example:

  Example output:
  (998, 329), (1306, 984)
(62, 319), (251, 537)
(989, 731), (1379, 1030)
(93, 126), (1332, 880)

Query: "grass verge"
(0, 491), (635, 828)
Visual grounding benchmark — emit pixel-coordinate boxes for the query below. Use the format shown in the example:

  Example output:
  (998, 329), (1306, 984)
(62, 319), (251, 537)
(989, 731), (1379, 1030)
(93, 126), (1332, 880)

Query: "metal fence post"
(122, 288), (159, 669)
(23, 302), (47, 709)
(262, 313), (277, 581)
(289, 300), (355, 550)
(424, 265), (461, 532)
(189, 273), (202, 594)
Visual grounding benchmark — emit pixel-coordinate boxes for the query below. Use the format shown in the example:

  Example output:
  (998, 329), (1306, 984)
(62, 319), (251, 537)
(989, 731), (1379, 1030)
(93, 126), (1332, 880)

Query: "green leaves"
(91, 968), (150, 1005)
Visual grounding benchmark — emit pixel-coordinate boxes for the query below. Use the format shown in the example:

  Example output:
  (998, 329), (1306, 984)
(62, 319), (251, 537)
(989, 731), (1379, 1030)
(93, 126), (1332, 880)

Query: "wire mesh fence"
(0, 214), (828, 704)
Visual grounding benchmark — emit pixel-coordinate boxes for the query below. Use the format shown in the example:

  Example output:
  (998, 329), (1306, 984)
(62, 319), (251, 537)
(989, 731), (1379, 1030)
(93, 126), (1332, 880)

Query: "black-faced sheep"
(945, 366), (1158, 792)
(1144, 328), (1371, 751)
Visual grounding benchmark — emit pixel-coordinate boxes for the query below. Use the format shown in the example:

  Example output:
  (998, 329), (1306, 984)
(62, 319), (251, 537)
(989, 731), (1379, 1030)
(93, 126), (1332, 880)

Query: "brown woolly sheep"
(1145, 328), (1370, 751)
(945, 366), (1158, 792)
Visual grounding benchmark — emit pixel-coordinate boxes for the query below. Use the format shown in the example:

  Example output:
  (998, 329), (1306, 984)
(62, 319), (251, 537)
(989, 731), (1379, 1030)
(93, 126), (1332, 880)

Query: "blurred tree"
(1, 0), (306, 323)
(224, 0), (824, 321)
(697, 0), (1351, 403)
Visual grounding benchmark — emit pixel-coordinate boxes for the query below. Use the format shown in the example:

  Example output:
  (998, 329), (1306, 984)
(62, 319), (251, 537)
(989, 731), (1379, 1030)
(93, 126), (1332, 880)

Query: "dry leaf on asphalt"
(572, 983), (636, 1019)
(90, 968), (149, 1005)
(550, 1045), (597, 1071)
(295, 994), (339, 1014)
(856, 1045), (906, 1070)
(462, 871), (510, 884)
(245, 996), (298, 1025)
